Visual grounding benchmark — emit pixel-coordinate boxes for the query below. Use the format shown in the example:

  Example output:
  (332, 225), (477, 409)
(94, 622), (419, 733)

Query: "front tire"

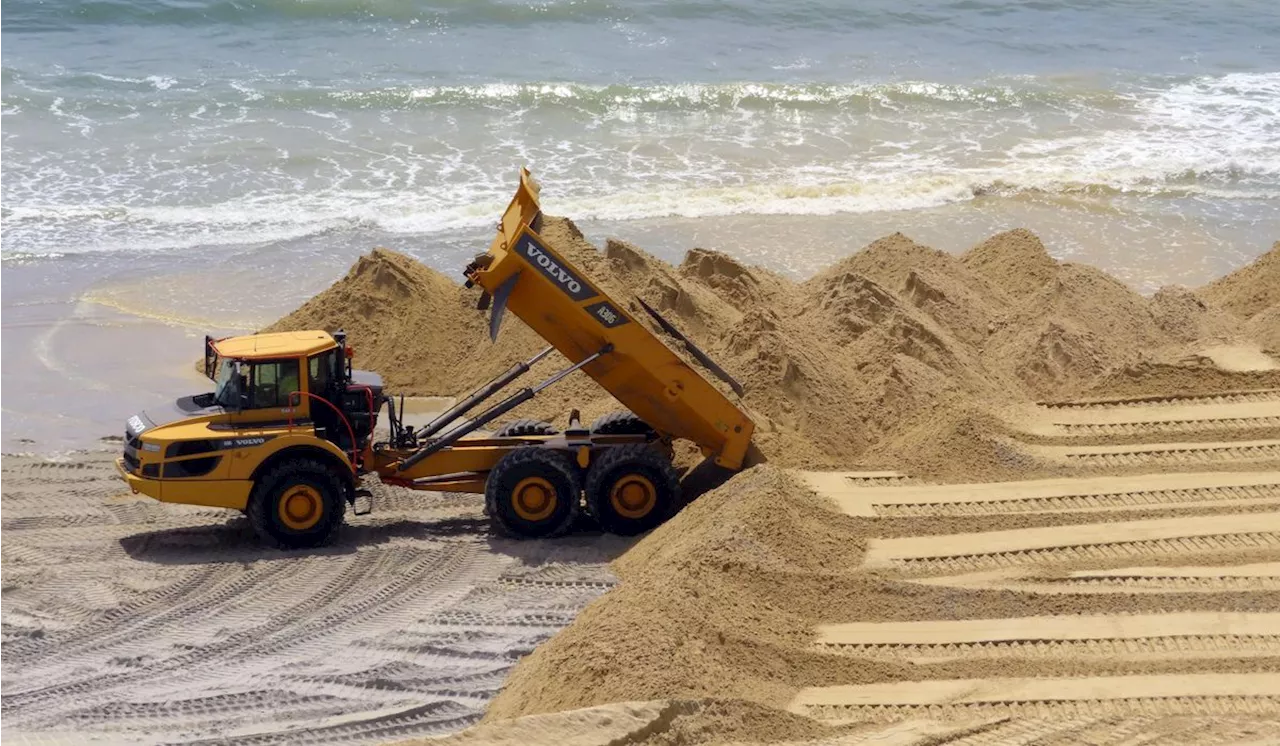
(485, 448), (580, 538)
(247, 459), (346, 549)
(585, 444), (680, 535)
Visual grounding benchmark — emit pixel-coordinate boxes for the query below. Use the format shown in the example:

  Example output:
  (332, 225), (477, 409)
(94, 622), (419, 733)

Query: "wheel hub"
(610, 474), (656, 519)
(512, 476), (557, 521)
(278, 485), (323, 530)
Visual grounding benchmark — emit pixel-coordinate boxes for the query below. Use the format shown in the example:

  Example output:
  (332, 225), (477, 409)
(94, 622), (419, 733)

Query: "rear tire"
(585, 444), (680, 535)
(247, 458), (346, 549)
(485, 448), (580, 538)
(590, 411), (654, 436)
(492, 419), (559, 438)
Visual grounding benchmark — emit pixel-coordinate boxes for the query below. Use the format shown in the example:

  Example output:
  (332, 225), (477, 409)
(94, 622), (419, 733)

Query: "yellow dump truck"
(117, 168), (754, 548)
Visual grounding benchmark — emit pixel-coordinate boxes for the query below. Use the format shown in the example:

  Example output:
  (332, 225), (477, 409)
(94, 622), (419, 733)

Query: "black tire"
(491, 419), (559, 438)
(485, 448), (581, 538)
(247, 458), (347, 549)
(585, 444), (680, 536)
(590, 411), (655, 436)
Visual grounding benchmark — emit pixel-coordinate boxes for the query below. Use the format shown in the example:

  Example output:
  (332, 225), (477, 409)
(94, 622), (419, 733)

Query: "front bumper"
(115, 456), (252, 510)
(115, 457), (162, 500)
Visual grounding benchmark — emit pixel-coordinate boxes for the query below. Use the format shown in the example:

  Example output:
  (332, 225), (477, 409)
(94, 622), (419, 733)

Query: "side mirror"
(204, 336), (218, 380)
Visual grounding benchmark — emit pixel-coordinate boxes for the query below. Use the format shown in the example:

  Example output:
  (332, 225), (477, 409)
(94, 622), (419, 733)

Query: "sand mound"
(1084, 358), (1280, 399)
(984, 263), (1173, 397)
(413, 699), (839, 746)
(956, 230), (1212, 398)
(1197, 243), (1280, 356)
(1149, 285), (1238, 342)
(1248, 306), (1280, 352)
(810, 232), (1011, 348)
(1200, 242), (1280, 320)
(960, 228), (1059, 301)
(858, 408), (1045, 483)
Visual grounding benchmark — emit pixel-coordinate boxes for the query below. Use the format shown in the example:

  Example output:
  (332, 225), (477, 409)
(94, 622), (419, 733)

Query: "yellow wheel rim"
(278, 485), (323, 531)
(512, 476), (557, 522)
(610, 474), (657, 519)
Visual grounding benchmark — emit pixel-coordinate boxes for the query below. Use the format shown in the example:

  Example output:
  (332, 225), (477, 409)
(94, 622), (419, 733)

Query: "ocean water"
(2, 0), (1278, 449)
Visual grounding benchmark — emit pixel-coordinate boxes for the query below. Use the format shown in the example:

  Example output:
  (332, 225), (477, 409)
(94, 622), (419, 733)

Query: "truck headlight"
(141, 442), (161, 453)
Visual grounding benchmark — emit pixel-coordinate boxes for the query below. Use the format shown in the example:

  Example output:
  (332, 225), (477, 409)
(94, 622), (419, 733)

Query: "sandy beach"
(5, 0), (1280, 741)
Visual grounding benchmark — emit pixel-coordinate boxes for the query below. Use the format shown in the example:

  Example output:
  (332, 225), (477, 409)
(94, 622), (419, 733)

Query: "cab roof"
(213, 331), (337, 360)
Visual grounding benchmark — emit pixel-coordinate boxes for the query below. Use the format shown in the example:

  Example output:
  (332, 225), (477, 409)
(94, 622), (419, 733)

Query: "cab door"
(222, 358), (309, 480)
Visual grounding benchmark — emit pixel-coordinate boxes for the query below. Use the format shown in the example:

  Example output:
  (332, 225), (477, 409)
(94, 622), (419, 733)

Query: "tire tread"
(484, 448), (580, 538)
(590, 411), (654, 436)
(247, 458), (346, 549)
(492, 419), (559, 438)
(585, 444), (679, 535)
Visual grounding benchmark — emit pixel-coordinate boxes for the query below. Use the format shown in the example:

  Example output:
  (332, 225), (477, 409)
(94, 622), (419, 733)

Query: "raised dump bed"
(465, 168), (755, 469)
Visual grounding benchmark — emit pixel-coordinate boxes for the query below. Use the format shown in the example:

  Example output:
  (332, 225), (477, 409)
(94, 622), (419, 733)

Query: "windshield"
(213, 358), (244, 408)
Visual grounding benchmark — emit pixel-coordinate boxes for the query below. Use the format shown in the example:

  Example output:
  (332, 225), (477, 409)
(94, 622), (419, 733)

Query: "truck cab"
(118, 330), (384, 547)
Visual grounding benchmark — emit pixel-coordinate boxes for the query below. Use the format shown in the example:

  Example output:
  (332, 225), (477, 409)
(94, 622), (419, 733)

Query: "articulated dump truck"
(117, 169), (755, 548)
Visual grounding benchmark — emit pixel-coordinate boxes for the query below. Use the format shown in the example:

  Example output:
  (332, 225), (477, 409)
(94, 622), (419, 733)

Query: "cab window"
(249, 360), (301, 409)
(308, 349), (339, 399)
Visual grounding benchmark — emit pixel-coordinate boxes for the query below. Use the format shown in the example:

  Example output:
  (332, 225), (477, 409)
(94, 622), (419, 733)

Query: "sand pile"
(412, 699), (841, 746)
(1250, 307), (1280, 351)
(1148, 286), (1237, 342)
(1199, 242), (1280, 351)
(267, 222), (1275, 471)
(1073, 243), (1280, 397)
(957, 230), (1179, 397)
(1200, 242), (1280, 321)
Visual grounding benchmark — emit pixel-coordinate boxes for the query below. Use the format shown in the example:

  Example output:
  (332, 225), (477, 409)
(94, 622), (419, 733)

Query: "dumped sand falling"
(3, 224), (1279, 744)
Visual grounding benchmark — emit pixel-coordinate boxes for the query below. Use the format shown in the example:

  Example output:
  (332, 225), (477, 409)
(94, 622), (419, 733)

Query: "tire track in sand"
(862, 512), (1280, 575)
(788, 673), (1280, 722)
(1019, 392), (1280, 439)
(786, 389), (1280, 742)
(1, 453), (620, 743)
(812, 612), (1280, 663)
(1043, 439), (1280, 468)
(1037, 389), (1280, 411)
(803, 471), (1280, 517)
(918, 562), (1280, 595)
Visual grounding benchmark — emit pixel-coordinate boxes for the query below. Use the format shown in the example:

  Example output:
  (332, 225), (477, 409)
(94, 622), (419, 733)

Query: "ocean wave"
(4, 170), (1275, 262)
(3, 0), (768, 31)
(1, 71), (1116, 114)
(325, 80), (1106, 111)
(4, 71), (1277, 259)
